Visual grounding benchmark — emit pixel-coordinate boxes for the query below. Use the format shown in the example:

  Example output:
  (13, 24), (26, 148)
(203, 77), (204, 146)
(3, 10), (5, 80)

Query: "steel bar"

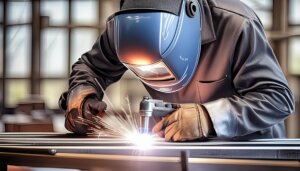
(0, 133), (300, 171)
(0, 152), (299, 171)
(0, 144), (300, 160)
(1, 137), (300, 146)
(180, 150), (189, 171)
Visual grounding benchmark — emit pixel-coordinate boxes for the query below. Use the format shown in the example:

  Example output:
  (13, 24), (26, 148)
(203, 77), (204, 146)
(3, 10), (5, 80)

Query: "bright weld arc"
(126, 133), (155, 150)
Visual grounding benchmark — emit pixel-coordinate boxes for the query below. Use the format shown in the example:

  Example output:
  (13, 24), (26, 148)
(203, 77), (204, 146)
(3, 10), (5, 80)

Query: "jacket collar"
(200, 0), (216, 44)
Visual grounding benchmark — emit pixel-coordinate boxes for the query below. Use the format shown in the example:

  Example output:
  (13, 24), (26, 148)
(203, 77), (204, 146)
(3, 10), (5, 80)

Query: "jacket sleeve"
(59, 29), (127, 110)
(203, 19), (295, 138)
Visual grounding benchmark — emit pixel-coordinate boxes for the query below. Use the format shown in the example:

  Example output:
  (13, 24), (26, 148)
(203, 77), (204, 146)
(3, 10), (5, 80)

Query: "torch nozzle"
(139, 116), (150, 134)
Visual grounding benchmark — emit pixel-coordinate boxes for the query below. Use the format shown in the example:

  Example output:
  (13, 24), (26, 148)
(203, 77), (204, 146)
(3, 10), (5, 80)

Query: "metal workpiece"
(0, 133), (300, 171)
(1, 133), (300, 159)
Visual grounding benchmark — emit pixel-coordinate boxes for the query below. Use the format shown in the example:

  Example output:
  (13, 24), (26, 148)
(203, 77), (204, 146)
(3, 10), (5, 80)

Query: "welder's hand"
(152, 104), (215, 142)
(82, 98), (107, 120)
(65, 85), (106, 134)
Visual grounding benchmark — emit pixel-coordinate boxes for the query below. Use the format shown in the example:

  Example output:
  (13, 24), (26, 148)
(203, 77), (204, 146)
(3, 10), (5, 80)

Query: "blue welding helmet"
(107, 0), (202, 93)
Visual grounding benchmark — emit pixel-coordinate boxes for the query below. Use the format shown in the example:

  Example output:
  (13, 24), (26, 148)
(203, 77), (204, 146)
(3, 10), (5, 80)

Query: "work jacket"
(60, 0), (295, 139)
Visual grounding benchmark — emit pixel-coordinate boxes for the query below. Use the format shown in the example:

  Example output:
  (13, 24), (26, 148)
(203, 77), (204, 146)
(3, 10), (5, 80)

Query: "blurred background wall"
(0, 0), (299, 137)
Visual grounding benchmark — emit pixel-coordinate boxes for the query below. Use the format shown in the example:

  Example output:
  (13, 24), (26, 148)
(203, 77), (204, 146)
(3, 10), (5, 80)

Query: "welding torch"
(139, 96), (179, 134)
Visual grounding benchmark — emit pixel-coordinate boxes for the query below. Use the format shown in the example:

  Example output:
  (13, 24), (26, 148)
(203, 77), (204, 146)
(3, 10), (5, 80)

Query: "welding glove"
(152, 104), (215, 142)
(64, 85), (107, 134)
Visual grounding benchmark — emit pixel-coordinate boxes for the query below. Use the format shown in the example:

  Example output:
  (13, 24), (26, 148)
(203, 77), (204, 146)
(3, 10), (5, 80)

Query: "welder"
(59, 0), (295, 142)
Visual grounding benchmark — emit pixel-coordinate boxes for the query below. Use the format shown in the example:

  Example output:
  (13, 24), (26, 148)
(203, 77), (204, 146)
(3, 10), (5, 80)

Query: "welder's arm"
(203, 19), (295, 139)
(59, 29), (127, 134)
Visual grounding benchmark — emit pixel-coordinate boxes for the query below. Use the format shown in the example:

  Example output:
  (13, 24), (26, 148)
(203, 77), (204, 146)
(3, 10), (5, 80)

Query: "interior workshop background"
(0, 0), (299, 137)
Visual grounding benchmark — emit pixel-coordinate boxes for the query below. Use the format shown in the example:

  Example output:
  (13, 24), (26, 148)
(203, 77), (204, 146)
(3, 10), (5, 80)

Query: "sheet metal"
(0, 133), (300, 160)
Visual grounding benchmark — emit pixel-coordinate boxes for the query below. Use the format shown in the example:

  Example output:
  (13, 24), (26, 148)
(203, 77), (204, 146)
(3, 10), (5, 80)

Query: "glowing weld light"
(126, 133), (154, 150)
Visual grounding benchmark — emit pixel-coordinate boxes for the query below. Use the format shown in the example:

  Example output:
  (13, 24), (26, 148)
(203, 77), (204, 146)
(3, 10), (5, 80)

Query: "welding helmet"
(107, 0), (202, 93)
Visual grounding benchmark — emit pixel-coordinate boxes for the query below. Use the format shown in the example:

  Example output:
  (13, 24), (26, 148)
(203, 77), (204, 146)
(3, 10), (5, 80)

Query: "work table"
(0, 133), (299, 171)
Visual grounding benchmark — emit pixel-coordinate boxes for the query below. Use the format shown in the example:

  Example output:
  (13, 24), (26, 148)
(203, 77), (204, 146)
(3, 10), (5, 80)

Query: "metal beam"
(272, 0), (288, 73)
(1, 0), (7, 115)
(31, 0), (41, 95)
(67, 0), (72, 76)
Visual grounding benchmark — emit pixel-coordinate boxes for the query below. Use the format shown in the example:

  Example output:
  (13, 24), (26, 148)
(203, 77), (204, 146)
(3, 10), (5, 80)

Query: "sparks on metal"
(74, 78), (155, 149)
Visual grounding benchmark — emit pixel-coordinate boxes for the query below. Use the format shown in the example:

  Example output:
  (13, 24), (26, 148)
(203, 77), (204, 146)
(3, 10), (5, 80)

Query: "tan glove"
(152, 103), (215, 142)
(65, 85), (106, 134)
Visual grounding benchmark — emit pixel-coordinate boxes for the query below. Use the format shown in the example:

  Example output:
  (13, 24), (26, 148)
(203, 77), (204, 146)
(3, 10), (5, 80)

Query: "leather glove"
(152, 103), (215, 142)
(82, 98), (107, 120)
(65, 85), (107, 134)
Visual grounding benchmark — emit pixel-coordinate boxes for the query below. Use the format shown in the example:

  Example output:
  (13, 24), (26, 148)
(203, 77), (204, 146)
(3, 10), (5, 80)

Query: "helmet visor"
(126, 61), (175, 81)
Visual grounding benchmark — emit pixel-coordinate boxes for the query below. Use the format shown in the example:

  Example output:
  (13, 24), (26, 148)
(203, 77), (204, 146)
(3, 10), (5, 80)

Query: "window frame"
(1, 0), (107, 112)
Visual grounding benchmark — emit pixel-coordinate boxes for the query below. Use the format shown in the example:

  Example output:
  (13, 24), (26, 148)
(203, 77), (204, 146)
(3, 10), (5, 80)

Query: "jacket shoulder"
(208, 0), (259, 21)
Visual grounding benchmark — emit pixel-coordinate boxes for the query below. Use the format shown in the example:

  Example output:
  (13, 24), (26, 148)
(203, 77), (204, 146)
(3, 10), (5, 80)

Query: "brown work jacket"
(60, 0), (295, 139)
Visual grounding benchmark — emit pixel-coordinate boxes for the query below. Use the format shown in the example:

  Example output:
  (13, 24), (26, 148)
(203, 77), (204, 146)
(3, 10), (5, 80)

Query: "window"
(39, 0), (102, 109)
(0, 0), (122, 110)
(289, 0), (300, 25)
(5, 80), (29, 107)
(72, 0), (99, 25)
(71, 28), (98, 65)
(241, 0), (273, 30)
(6, 26), (31, 78)
(289, 38), (300, 75)
(41, 0), (68, 26)
(41, 28), (68, 78)
(288, 1), (300, 75)
(7, 1), (31, 25)
(1, 1), (32, 109)
(41, 80), (68, 109)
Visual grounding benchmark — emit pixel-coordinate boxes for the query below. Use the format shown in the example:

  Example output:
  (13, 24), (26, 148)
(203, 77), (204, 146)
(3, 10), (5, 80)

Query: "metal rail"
(0, 133), (300, 171)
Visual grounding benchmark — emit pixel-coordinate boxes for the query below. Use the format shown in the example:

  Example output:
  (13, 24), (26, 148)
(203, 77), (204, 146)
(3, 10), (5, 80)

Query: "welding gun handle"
(152, 108), (177, 117)
(139, 97), (179, 117)
(152, 103), (179, 117)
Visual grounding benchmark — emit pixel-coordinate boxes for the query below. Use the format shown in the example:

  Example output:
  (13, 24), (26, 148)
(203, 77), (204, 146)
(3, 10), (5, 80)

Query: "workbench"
(0, 133), (299, 171)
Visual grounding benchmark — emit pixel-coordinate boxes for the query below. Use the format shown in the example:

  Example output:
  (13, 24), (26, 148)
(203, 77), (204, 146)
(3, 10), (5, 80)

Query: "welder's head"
(107, 0), (202, 93)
